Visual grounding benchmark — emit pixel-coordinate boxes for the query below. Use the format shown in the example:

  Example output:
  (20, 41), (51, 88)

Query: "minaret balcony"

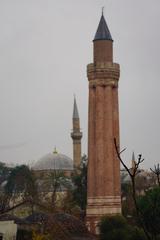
(71, 132), (82, 140)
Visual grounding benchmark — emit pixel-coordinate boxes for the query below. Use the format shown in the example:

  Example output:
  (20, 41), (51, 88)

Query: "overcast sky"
(0, 0), (160, 169)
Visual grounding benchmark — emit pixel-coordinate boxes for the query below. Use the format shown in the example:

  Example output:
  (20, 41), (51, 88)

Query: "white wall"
(0, 221), (17, 240)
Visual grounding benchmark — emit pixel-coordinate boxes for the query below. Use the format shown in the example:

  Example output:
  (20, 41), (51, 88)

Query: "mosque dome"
(33, 149), (73, 171)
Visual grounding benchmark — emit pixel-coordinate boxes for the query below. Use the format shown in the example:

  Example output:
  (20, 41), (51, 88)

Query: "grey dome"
(33, 151), (73, 171)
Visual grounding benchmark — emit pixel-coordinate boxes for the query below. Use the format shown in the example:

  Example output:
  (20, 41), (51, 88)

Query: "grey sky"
(0, 0), (160, 169)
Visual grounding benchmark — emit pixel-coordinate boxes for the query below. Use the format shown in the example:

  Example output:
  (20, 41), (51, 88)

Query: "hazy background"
(0, 0), (160, 169)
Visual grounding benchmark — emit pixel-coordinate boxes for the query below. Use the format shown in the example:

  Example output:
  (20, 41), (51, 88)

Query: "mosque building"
(33, 148), (73, 177)
(32, 97), (82, 176)
(32, 12), (122, 235)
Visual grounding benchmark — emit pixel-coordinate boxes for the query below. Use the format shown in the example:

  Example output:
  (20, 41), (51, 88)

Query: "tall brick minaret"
(71, 97), (82, 168)
(86, 13), (121, 234)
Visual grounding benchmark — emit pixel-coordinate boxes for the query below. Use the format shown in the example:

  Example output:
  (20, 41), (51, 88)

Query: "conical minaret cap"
(94, 14), (113, 41)
(73, 96), (79, 119)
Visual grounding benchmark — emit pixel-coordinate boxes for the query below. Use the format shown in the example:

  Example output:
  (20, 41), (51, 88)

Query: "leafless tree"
(114, 138), (151, 240)
(150, 164), (160, 187)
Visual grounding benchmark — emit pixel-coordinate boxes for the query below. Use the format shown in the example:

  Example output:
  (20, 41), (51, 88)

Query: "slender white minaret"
(71, 97), (82, 168)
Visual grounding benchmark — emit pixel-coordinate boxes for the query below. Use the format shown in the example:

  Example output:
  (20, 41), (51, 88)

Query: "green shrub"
(99, 215), (147, 240)
(137, 187), (160, 236)
(129, 226), (147, 240)
(100, 215), (126, 235)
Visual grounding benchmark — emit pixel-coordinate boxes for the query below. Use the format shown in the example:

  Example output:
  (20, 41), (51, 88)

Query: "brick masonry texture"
(86, 36), (121, 234)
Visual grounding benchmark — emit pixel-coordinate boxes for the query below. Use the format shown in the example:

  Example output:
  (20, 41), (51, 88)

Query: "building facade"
(86, 13), (121, 234)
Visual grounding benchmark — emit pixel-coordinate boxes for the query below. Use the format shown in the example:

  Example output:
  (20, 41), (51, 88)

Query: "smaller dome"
(33, 151), (73, 171)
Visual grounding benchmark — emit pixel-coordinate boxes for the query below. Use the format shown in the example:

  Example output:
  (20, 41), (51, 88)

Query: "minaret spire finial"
(73, 95), (79, 119)
(102, 6), (104, 16)
(94, 7), (113, 42)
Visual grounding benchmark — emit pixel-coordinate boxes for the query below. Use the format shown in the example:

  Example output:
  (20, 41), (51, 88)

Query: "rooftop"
(33, 150), (73, 171)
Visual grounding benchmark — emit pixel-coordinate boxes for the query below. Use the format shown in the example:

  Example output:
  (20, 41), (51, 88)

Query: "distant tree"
(138, 187), (160, 239)
(135, 174), (149, 195)
(0, 162), (10, 184)
(71, 154), (87, 211)
(40, 170), (71, 211)
(0, 162), (11, 213)
(121, 181), (134, 217)
(121, 171), (132, 201)
(114, 139), (151, 240)
(150, 164), (160, 187)
(0, 191), (11, 214)
(4, 165), (38, 213)
(5, 165), (37, 201)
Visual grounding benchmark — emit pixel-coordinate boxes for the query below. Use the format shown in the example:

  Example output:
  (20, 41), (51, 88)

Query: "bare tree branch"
(150, 164), (160, 186)
(114, 138), (151, 240)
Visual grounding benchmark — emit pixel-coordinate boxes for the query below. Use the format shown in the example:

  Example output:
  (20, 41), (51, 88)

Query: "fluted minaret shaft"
(86, 14), (121, 234)
(71, 97), (82, 168)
